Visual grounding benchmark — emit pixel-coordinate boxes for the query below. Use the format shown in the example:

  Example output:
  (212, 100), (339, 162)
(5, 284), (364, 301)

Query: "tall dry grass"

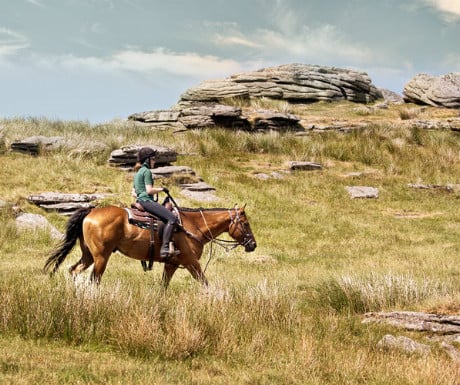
(2, 105), (460, 383)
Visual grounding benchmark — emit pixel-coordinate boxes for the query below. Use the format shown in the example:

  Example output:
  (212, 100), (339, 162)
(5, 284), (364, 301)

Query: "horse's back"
(83, 206), (129, 239)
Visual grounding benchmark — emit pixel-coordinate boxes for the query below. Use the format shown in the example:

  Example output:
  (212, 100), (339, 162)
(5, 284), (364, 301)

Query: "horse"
(44, 205), (257, 288)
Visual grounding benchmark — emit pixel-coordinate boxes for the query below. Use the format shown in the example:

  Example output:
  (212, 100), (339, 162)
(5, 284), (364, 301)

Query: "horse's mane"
(178, 207), (231, 213)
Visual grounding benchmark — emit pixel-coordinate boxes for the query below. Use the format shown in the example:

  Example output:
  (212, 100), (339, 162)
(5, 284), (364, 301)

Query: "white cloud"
(110, 48), (244, 77)
(212, 23), (374, 66)
(27, 48), (246, 79)
(214, 35), (262, 49)
(0, 28), (29, 57)
(26, 0), (45, 7)
(424, 0), (460, 20)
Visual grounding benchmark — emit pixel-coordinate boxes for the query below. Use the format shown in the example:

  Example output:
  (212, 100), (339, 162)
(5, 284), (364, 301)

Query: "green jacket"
(133, 163), (154, 202)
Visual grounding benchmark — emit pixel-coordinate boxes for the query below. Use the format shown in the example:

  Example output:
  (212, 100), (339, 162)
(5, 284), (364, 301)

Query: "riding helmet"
(137, 147), (157, 163)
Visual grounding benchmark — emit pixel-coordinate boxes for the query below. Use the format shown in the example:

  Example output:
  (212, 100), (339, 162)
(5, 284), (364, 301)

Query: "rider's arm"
(145, 184), (166, 195)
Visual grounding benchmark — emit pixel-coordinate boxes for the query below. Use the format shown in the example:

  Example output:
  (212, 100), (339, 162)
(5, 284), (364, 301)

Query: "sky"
(0, 0), (459, 124)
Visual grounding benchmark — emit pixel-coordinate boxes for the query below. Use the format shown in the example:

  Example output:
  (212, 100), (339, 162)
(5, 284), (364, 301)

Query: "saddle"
(125, 202), (180, 271)
(125, 202), (159, 229)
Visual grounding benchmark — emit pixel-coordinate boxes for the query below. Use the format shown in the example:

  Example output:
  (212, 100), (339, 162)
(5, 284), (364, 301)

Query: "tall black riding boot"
(160, 222), (177, 258)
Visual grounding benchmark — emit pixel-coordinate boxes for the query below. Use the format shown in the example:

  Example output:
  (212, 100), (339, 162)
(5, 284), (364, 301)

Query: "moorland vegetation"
(1, 100), (460, 384)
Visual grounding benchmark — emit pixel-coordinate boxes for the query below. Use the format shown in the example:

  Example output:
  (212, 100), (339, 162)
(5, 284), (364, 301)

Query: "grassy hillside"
(1, 101), (460, 384)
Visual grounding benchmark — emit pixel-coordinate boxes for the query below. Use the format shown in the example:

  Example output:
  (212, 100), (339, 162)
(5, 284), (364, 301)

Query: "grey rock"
(407, 118), (460, 131)
(178, 103), (251, 130)
(226, 64), (382, 103)
(180, 189), (220, 202)
(289, 161), (323, 171)
(346, 186), (379, 199)
(11, 136), (66, 155)
(181, 64), (383, 103)
(379, 88), (404, 103)
(108, 145), (177, 168)
(180, 79), (250, 102)
(27, 192), (109, 215)
(151, 165), (196, 178)
(250, 109), (303, 131)
(441, 342), (460, 361)
(179, 181), (215, 191)
(403, 73), (460, 108)
(16, 213), (63, 239)
(377, 334), (430, 356)
(128, 110), (180, 122)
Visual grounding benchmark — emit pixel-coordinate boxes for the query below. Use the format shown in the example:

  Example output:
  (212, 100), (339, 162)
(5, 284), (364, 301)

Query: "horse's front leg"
(184, 260), (208, 286)
(161, 263), (178, 289)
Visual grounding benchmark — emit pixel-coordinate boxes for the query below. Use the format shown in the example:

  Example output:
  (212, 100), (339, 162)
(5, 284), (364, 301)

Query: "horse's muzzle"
(245, 240), (257, 252)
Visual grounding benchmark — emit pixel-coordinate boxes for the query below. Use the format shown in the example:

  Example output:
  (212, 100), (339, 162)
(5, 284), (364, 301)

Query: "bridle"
(193, 207), (255, 273)
(227, 208), (255, 250)
(198, 208), (243, 251)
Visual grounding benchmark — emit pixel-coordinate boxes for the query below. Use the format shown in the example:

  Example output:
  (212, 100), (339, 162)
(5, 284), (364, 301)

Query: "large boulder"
(403, 73), (460, 108)
(180, 64), (383, 104)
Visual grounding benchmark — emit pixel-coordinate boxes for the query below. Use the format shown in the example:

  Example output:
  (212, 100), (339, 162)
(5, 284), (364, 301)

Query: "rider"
(132, 147), (179, 258)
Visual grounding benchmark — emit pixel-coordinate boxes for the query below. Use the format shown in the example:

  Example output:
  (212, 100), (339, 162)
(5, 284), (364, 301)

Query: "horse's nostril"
(245, 241), (257, 252)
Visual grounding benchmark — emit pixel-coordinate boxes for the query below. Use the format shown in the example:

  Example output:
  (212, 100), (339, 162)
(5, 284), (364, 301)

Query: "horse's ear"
(242, 203), (247, 210)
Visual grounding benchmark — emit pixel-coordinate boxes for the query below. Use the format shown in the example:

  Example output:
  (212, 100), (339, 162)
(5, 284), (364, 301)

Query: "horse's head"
(228, 206), (257, 252)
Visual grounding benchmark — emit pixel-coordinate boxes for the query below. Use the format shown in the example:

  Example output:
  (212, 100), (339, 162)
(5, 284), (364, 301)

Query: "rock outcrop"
(129, 64), (383, 131)
(180, 64), (383, 104)
(403, 73), (460, 108)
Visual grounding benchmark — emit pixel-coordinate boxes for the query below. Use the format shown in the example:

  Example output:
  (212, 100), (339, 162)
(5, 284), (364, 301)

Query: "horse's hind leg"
(184, 261), (208, 286)
(69, 242), (94, 277)
(90, 253), (111, 284)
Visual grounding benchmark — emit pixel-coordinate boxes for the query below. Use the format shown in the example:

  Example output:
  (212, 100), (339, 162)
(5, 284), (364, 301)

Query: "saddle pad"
(125, 208), (158, 229)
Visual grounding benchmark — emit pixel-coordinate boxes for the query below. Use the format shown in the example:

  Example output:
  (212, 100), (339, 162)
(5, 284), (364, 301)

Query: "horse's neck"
(181, 210), (230, 239)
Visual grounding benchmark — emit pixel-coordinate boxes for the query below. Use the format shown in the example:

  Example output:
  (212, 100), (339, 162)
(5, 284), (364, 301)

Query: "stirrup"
(160, 242), (180, 259)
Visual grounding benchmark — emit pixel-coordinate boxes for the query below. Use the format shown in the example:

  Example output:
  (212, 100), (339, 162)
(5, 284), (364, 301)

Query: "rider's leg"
(139, 200), (178, 258)
(160, 218), (178, 258)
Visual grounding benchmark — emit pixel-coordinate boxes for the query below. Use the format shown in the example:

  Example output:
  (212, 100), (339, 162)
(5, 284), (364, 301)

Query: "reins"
(197, 209), (241, 273)
(166, 198), (251, 273)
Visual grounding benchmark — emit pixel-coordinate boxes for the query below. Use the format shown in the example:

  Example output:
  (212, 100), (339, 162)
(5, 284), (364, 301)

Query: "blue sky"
(1, 0), (459, 123)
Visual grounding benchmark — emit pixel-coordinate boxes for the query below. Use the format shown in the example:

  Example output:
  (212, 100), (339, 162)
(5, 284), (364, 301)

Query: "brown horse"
(44, 205), (257, 287)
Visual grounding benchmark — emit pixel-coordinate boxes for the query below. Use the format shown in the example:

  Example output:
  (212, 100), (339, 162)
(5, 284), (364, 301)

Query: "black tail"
(44, 207), (92, 274)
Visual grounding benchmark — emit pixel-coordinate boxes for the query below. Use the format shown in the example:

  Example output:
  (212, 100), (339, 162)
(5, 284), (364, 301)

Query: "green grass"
(2, 105), (460, 384)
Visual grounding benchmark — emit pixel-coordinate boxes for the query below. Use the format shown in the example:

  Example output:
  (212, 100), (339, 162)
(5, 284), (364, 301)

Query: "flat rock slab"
(151, 165), (196, 178)
(408, 183), (453, 191)
(180, 189), (220, 202)
(289, 161), (323, 171)
(363, 311), (460, 334)
(28, 192), (108, 204)
(179, 181), (216, 191)
(128, 110), (180, 123)
(254, 172), (286, 180)
(11, 136), (66, 155)
(109, 144), (177, 168)
(28, 192), (110, 215)
(346, 186), (379, 199)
